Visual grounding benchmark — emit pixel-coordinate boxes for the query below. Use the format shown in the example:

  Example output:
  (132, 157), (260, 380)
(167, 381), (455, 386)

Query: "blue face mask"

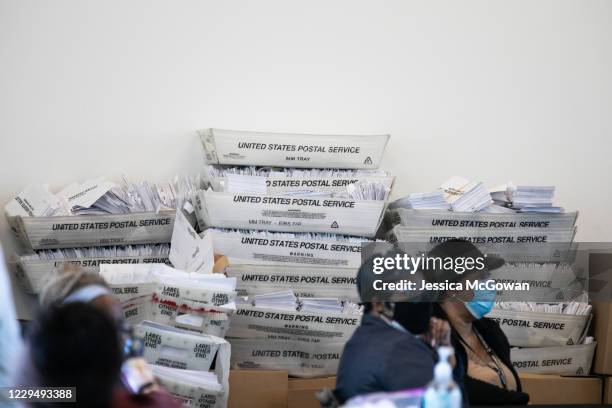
(464, 283), (496, 319)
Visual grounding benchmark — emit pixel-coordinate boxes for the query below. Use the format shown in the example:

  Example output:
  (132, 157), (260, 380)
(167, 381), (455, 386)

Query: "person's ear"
(371, 300), (385, 314)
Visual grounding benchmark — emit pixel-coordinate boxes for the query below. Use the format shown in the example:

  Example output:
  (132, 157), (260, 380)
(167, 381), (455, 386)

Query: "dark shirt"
(335, 314), (436, 403)
(433, 305), (529, 405)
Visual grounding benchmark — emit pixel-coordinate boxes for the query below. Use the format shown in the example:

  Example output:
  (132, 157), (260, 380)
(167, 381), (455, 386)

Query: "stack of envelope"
(100, 262), (236, 337)
(489, 184), (563, 213)
(512, 186), (561, 213)
(4, 176), (199, 249)
(389, 191), (450, 211)
(441, 177), (492, 212)
(135, 320), (230, 408)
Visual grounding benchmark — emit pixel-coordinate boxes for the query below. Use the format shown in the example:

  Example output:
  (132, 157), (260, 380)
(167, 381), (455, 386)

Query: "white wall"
(1, 0), (611, 318)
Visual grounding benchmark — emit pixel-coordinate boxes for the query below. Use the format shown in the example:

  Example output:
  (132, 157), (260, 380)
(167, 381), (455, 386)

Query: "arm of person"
(0, 246), (23, 388)
(380, 337), (436, 392)
(421, 317), (456, 368)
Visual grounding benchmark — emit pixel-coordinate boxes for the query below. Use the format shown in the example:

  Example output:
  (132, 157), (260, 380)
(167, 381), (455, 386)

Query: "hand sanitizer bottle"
(423, 347), (462, 408)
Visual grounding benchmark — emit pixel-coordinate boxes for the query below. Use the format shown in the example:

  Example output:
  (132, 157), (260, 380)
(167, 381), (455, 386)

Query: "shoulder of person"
(475, 316), (503, 333)
(387, 331), (434, 359)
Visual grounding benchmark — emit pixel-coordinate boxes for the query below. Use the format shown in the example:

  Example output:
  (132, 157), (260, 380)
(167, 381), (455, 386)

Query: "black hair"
(28, 302), (123, 408)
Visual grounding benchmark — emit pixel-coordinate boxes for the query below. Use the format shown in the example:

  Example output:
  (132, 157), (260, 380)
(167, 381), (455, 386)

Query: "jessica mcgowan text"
(372, 279), (530, 292)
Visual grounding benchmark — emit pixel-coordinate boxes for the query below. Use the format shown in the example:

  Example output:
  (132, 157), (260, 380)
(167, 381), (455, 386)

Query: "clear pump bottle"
(423, 347), (462, 408)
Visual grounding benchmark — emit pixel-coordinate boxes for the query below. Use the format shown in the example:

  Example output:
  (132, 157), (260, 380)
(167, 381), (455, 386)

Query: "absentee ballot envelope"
(226, 264), (359, 301)
(151, 365), (226, 408)
(511, 342), (596, 376)
(210, 229), (369, 268)
(10, 211), (175, 250)
(230, 337), (345, 378)
(488, 308), (590, 347)
(388, 209), (578, 230)
(196, 191), (386, 238)
(135, 321), (230, 373)
(227, 304), (359, 344)
(199, 128), (390, 169)
(169, 210), (214, 273)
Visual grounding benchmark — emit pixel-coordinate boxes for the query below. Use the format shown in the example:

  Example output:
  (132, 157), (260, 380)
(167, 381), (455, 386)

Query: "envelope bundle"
(4, 176), (200, 250)
(100, 263), (237, 337)
(228, 291), (361, 377)
(136, 320), (231, 408)
(492, 185), (561, 213)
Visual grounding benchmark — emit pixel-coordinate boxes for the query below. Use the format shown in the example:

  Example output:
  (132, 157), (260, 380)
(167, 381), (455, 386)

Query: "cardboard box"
(288, 376), (336, 408)
(519, 373), (602, 404)
(590, 252), (612, 374)
(228, 372), (604, 406)
(592, 301), (612, 374)
(604, 376), (612, 404)
(229, 370), (288, 408)
(213, 254), (229, 273)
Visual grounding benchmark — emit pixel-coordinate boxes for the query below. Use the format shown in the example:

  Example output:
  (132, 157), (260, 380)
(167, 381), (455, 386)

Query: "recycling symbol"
(576, 367), (584, 375)
(364, 156), (373, 165)
(567, 338), (574, 345)
(331, 221), (339, 229)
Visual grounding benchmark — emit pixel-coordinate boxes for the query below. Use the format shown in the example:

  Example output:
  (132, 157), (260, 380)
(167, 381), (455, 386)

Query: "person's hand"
(425, 317), (451, 348)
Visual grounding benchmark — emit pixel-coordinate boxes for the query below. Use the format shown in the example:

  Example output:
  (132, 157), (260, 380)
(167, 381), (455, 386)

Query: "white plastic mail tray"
(488, 308), (590, 347)
(10, 211), (175, 250)
(14, 254), (170, 294)
(389, 209), (578, 230)
(511, 342), (596, 376)
(199, 128), (390, 169)
(207, 173), (395, 196)
(196, 191), (386, 238)
(210, 229), (368, 268)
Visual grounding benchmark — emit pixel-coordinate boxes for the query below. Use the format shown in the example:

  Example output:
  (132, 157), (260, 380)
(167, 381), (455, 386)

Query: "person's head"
(356, 251), (433, 335)
(39, 263), (122, 321)
(426, 239), (504, 320)
(26, 302), (123, 408)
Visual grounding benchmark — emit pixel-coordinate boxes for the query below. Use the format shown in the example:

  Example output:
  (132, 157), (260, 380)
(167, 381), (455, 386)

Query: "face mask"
(393, 302), (432, 335)
(464, 284), (496, 319)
